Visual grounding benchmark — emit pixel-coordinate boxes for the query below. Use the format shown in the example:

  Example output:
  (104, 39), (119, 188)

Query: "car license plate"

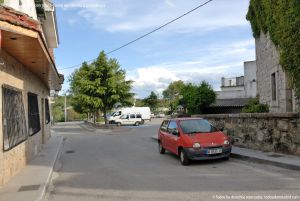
(207, 148), (222, 155)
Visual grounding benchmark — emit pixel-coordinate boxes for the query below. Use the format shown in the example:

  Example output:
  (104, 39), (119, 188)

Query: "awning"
(0, 6), (63, 91)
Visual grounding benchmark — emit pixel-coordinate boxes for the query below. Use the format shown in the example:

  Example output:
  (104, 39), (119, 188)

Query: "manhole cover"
(65, 150), (75, 154)
(268, 154), (283, 158)
(18, 185), (40, 192)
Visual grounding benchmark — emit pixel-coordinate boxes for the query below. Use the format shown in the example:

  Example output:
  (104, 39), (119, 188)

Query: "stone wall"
(0, 50), (51, 185)
(192, 113), (300, 155)
(256, 33), (294, 112)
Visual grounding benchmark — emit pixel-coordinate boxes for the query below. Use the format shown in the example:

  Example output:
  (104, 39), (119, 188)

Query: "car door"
(159, 120), (169, 150)
(166, 120), (180, 154)
(122, 114), (130, 125)
(129, 114), (136, 125)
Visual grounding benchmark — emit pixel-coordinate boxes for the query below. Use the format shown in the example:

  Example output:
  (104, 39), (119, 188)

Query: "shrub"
(242, 98), (269, 113)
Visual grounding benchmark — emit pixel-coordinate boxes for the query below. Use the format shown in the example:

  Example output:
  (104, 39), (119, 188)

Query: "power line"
(59, 0), (214, 70)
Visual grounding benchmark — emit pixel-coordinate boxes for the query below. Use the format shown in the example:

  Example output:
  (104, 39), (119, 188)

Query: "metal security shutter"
(2, 86), (28, 151)
(28, 93), (41, 136)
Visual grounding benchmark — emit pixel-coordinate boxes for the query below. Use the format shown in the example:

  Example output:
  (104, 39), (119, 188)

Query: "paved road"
(46, 121), (300, 201)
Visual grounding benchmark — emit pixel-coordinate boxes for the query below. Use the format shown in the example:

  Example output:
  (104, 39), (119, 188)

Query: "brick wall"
(0, 49), (51, 185)
(192, 113), (300, 155)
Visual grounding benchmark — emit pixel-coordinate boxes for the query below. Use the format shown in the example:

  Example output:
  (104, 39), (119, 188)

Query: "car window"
(179, 119), (217, 134)
(114, 111), (121, 116)
(160, 120), (169, 132)
(136, 114), (142, 118)
(167, 121), (178, 134)
(121, 114), (129, 119)
(130, 114), (135, 119)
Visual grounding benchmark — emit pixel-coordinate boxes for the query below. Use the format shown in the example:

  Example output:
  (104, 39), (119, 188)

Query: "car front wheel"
(179, 149), (190, 166)
(158, 141), (165, 154)
(117, 122), (121, 126)
(135, 122), (140, 126)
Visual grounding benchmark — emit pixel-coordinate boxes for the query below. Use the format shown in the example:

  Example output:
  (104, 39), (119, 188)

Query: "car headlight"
(193, 143), (201, 148)
(224, 140), (230, 145)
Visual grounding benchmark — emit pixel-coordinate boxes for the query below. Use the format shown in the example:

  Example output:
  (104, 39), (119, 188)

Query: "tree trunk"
(104, 109), (108, 125)
(93, 112), (96, 124)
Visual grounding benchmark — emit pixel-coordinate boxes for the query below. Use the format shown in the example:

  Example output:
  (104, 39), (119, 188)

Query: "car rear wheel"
(135, 122), (140, 126)
(158, 141), (165, 154)
(179, 149), (190, 166)
(117, 122), (121, 126)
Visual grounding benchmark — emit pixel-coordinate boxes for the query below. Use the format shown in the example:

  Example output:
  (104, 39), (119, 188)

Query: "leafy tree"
(163, 80), (185, 112)
(181, 81), (216, 114)
(69, 51), (134, 124)
(143, 91), (159, 112)
(242, 97), (269, 113)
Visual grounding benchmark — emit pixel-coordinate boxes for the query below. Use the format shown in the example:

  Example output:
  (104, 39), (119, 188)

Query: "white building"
(216, 61), (257, 99)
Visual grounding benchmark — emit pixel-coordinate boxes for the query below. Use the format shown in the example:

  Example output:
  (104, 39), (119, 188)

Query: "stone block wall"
(0, 50), (51, 185)
(256, 33), (294, 112)
(192, 113), (300, 155)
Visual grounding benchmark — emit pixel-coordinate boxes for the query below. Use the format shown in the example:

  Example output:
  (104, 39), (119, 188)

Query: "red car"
(158, 118), (232, 165)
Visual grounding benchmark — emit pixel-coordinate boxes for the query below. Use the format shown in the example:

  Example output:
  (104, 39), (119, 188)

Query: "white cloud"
(126, 38), (255, 98)
(59, 0), (250, 34)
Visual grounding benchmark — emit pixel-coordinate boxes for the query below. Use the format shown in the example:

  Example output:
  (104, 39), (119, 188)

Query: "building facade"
(255, 33), (298, 113)
(209, 61), (257, 114)
(0, 0), (62, 185)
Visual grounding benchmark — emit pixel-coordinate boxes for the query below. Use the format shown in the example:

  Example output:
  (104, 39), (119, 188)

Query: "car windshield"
(179, 119), (217, 134)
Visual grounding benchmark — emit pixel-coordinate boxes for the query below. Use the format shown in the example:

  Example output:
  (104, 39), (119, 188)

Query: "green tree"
(181, 81), (216, 115)
(143, 91), (159, 112)
(69, 51), (134, 124)
(163, 80), (185, 112)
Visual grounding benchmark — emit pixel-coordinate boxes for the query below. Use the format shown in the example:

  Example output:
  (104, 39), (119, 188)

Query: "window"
(2, 86), (28, 151)
(179, 119), (217, 134)
(136, 114), (142, 118)
(28, 93), (41, 136)
(130, 114), (135, 119)
(167, 120), (178, 134)
(271, 73), (277, 101)
(160, 120), (169, 132)
(45, 99), (50, 124)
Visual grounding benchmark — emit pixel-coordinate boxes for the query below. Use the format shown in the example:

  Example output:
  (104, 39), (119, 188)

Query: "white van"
(109, 107), (150, 124)
(115, 114), (143, 126)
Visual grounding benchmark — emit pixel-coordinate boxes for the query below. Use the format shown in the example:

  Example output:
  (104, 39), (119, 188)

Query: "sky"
(53, 0), (255, 98)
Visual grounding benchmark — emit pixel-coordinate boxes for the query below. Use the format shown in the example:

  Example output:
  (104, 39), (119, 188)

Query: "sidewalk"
(151, 135), (300, 171)
(0, 135), (63, 201)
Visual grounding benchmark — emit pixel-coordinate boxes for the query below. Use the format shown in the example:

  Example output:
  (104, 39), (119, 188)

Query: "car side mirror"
(172, 130), (179, 136)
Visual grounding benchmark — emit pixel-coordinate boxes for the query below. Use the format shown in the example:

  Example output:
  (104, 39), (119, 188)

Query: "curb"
(150, 136), (300, 171)
(230, 152), (300, 171)
(39, 135), (64, 201)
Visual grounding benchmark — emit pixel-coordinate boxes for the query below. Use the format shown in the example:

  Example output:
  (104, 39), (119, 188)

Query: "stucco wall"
(256, 33), (293, 112)
(3, 0), (38, 20)
(192, 113), (300, 155)
(0, 50), (51, 185)
(216, 90), (245, 99)
(244, 61), (257, 98)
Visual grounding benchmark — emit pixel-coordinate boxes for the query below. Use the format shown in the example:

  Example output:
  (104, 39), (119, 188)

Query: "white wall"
(216, 90), (245, 99)
(4, 0), (37, 20)
(244, 61), (257, 98)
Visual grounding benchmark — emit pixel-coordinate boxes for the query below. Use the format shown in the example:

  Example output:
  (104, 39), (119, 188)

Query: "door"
(159, 120), (169, 150)
(166, 120), (179, 154)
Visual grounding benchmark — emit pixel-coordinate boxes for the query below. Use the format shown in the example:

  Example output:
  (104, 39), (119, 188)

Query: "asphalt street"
(46, 120), (300, 201)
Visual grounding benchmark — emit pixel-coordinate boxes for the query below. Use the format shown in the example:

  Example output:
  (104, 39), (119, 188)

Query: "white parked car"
(115, 114), (143, 126)
(109, 107), (151, 124)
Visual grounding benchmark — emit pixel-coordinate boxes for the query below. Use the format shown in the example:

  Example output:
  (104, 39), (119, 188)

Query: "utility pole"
(64, 93), (67, 122)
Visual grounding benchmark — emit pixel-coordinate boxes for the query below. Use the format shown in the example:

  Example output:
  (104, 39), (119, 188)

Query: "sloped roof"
(211, 98), (252, 107)
(0, 6), (41, 32)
